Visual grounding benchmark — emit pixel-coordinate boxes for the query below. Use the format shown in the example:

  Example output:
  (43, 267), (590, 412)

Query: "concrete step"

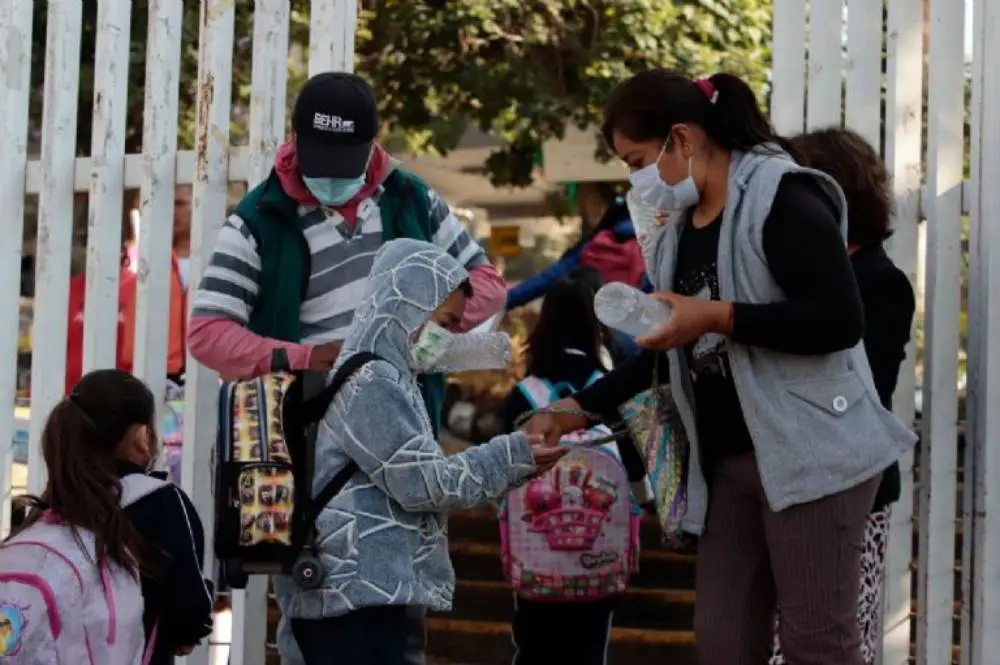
(426, 618), (696, 665)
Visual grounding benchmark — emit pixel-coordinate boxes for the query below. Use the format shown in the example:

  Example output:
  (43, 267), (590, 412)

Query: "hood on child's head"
(338, 239), (469, 370)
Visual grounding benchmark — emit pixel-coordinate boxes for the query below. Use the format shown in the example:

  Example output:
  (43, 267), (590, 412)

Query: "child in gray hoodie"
(279, 239), (564, 665)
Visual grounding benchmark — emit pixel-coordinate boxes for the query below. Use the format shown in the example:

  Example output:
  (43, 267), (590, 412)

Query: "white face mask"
(407, 321), (454, 373)
(628, 141), (701, 213)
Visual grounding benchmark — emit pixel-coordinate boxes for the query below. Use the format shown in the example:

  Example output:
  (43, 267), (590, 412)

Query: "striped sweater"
(188, 176), (504, 378)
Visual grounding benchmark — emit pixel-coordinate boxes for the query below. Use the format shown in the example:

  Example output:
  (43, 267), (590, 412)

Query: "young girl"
(504, 278), (649, 665)
(7, 369), (213, 663)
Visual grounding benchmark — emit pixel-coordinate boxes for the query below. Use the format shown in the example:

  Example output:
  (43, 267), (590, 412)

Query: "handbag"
(617, 354), (691, 546)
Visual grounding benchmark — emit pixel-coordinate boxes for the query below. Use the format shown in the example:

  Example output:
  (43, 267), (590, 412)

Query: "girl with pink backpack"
(0, 369), (213, 663)
(502, 280), (650, 665)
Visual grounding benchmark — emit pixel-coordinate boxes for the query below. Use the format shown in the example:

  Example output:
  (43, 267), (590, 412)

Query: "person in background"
(767, 127), (916, 665)
(187, 72), (506, 665)
(284, 239), (562, 665)
(65, 186), (190, 393)
(521, 70), (916, 665)
(506, 183), (650, 310)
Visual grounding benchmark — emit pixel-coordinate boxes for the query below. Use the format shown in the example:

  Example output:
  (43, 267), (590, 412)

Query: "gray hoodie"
(645, 148), (918, 535)
(280, 238), (536, 620)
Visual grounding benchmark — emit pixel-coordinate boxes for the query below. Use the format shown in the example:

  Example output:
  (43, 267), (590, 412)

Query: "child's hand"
(529, 438), (568, 474)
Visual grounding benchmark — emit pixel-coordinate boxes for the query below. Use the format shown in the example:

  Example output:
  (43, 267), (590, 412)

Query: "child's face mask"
(407, 321), (453, 373)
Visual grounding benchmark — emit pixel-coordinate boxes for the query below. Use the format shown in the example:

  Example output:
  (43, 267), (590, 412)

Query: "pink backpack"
(0, 474), (166, 663)
(500, 375), (640, 601)
(579, 230), (646, 288)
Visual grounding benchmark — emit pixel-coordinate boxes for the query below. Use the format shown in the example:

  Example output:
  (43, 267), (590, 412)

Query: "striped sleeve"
(190, 215), (262, 324)
(426, 187), (489, 269)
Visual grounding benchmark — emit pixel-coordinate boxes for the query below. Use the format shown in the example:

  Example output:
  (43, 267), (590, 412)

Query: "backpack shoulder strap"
(120, 474), (170, 508)
(308, 352), (381, 516)
(300, 351), (381, 424)
(517, 376), (556, 409)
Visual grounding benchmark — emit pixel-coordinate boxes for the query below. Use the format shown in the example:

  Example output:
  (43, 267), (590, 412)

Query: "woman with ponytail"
(9, 369), (213, 663)
(520, 70), (916, 665)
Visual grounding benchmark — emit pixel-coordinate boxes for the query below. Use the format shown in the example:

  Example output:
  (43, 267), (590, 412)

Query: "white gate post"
(309, 0), (358, 76)
(916, 0), (965, 662)
(805, 0), (844, 129)
(133, 0), (182, 412)
(0, 0), (34, 535)
(770, 0), (807, 135)
(230, 3), (291, 663)
(28, 0), (84, 494)
(83, 0), (132, 376)
(843, 0), (883, 149)
(182, 1), (235, 665)
(966, 0), (1000, 662)
(881, 0), (924, 663)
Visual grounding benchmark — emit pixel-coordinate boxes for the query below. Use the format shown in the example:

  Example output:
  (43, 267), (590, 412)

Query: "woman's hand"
(636, 292), (733, 350)
(519, 397), (588, 447)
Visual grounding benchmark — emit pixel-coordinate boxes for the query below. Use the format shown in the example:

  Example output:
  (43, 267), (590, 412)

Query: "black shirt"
(673, 212), (753, 469)
(119, 463), (214, 664)
(576, 175), (864, 469)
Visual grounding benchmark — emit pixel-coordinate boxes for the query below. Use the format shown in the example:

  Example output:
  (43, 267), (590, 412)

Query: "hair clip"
(693, 77), (719, 104)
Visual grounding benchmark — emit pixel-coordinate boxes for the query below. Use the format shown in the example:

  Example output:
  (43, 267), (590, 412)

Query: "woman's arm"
(506, 247), (583, 310)
(187, 217), (314, 376)
(574, 348), (663, 422)
(729, 174), (864, 354)
(329, 369), (537, 512)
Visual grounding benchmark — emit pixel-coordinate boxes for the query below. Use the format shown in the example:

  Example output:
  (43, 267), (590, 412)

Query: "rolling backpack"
(0, 474), (168, 664)
(499, 373), (640, 601)
(215, 350), (377, 590)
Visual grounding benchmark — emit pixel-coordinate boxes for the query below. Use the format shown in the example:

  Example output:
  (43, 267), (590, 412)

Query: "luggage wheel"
(292, 556), (323, 589)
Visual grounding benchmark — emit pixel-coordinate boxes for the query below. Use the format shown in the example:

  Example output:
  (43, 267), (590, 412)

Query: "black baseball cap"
(292, 72), (379, 179)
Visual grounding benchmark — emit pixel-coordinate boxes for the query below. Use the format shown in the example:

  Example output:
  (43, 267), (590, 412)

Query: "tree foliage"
(29, 0), (772, 187)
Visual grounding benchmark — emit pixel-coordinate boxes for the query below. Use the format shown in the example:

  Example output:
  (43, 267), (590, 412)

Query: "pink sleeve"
(457, 263), (507, 332)
(187, 315), (313, 380)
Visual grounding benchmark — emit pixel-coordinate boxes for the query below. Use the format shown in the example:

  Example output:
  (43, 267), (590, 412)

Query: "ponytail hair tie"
(694, 77), (719, 104)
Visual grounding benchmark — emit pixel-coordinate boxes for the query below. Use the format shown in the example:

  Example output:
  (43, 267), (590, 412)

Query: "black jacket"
(851, 244), (916, 511)
(119, 463), (214, 664)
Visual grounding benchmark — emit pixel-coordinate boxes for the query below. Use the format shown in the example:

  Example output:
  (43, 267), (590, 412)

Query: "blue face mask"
(302, 176), (365, 206)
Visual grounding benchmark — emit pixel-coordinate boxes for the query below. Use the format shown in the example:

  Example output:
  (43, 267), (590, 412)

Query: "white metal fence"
(2, 0), (999, 664)
(773, 1), (1000, 665)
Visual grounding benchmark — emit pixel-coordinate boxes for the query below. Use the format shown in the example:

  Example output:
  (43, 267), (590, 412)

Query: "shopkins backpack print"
(0, 473), (166, 664)
(500, 374), (640, 601)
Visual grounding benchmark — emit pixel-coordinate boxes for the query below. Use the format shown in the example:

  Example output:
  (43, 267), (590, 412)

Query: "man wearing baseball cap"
(187, 72), (507, 665)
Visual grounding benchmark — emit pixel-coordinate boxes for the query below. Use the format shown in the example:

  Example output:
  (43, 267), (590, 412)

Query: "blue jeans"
(291, 606), (422, 665)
